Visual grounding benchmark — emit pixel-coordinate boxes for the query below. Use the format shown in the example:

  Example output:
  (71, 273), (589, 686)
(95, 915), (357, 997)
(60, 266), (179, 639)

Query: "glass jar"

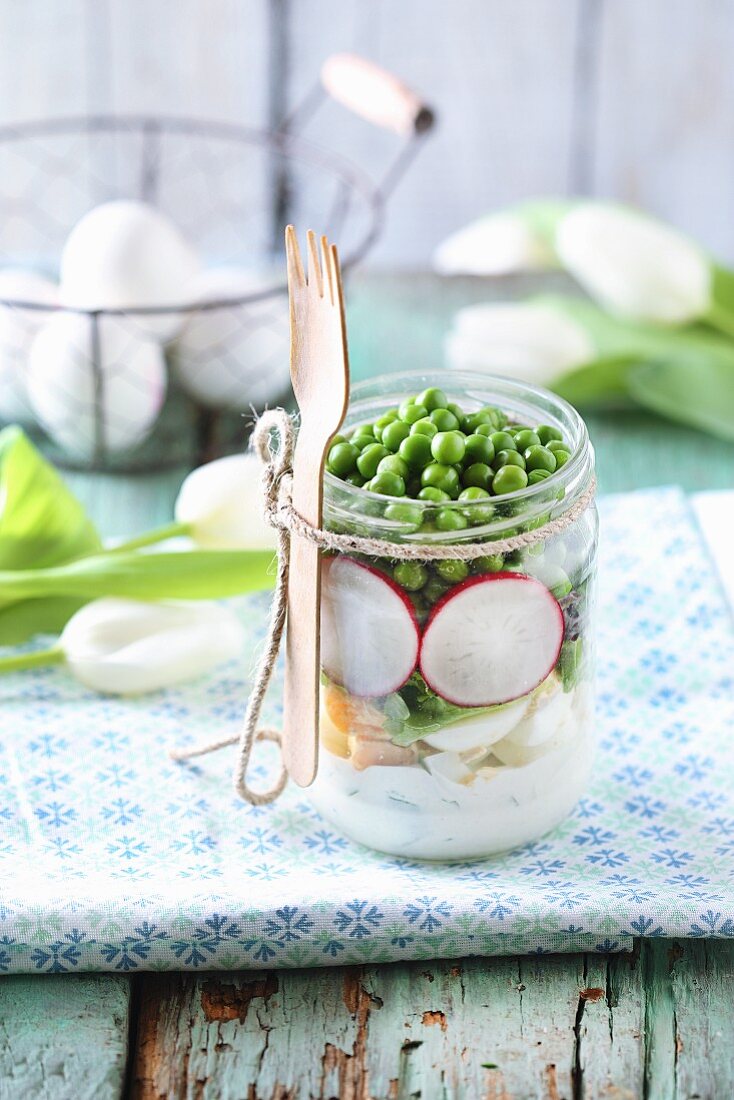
(309, 371), (598, 860)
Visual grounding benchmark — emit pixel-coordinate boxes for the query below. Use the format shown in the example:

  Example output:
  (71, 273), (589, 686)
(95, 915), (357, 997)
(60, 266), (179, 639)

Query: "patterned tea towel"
(0, 487), (732, 974)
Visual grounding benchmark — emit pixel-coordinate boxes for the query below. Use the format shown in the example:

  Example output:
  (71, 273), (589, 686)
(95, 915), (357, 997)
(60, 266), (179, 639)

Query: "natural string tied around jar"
(170, 408), (597, 806)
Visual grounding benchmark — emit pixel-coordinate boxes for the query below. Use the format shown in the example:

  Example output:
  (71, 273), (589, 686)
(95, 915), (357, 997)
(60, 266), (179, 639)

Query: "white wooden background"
(0, 0), (732, 268)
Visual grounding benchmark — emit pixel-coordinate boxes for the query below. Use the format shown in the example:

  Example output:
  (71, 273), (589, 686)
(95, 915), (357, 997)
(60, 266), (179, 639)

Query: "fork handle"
(321, 53), (435, 136)
(282, 532), (321, 787)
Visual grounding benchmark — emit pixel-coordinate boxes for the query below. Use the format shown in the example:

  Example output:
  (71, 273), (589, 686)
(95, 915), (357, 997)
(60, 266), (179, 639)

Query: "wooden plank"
(129, 952), (649, 1099)
(593, 0), (734, 260)
(285, 0), (581, 267)
(644, 939), (734, 1100)
(0, 974), (130, 1100)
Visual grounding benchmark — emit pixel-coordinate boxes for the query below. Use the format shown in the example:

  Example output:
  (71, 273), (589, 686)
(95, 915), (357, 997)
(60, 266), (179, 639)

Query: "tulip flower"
(444, 294), (734, 434)
(445, 301), (595, 386)
(0, 597), (245, 694)
(173, 453), (276, 550)
(436, 198), (734, 337)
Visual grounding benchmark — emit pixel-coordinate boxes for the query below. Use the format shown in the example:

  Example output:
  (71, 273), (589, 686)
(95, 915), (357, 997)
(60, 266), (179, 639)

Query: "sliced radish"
(419, 573), (564, 707)
(320, 556), (420, 697)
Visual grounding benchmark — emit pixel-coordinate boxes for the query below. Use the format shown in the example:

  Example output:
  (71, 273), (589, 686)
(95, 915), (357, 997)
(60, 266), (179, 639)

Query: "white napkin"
(691, 491), (734, 611)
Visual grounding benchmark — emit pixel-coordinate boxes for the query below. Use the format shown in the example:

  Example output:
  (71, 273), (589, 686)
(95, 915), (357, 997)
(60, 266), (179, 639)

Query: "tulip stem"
(0, 646), (65, 673)
(110, 521), (191, 553)
(707, 304), (734, 340)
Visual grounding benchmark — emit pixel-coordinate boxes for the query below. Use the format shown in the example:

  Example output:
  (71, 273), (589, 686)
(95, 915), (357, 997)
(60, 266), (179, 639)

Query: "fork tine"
(285, 225), (305, 290)
(306, 229), (324, 297)
(320, 235), (335, 305)
(330, 243), (344, 304)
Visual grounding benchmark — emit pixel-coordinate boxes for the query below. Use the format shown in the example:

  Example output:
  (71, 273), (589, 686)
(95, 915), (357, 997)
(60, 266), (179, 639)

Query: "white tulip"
(445, 302), (594, 386)
(59, 597), (245, 695)
(556, 203), (711, 324)
(175, 452), (276, 550)
(434, 212), (554, 276)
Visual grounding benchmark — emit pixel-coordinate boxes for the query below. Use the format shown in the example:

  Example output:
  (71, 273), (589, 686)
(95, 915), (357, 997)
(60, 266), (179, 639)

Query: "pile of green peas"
(325, 387), (572, 533)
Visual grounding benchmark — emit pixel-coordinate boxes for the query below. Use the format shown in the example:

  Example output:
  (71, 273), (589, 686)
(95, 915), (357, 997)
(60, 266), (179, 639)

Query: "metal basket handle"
(320, 53), (435, 137)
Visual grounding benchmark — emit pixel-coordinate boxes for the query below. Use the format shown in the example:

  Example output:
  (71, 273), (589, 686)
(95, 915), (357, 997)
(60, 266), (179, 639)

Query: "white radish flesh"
(419, 573), (564, 707)
(320, 556), (419, 697)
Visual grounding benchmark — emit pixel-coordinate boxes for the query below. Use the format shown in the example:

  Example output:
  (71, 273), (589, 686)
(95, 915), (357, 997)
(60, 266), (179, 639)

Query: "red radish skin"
(320, 556), (420, 697)
(419, 572), (564, 707)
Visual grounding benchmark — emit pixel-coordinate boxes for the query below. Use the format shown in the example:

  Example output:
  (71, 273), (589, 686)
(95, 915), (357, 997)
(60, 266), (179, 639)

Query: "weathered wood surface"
(0, 974), (130, 1100)
(121, 940), (730, 1099)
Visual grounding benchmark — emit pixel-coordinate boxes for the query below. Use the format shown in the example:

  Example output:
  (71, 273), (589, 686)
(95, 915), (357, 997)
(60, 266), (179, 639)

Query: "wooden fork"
(283, 226), (350, 787)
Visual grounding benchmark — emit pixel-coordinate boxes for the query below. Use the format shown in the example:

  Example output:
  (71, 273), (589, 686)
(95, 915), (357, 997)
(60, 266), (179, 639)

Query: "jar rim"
(324, 370), (594, 543)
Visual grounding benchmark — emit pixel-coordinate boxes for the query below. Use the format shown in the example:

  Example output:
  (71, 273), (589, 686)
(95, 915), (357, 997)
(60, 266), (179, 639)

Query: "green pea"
(447, 402), (464, 421)
(435, 559), (469, 583)
(474, 423), (494, 438)
(417, 386), (448, 411)
(494, 449), (526, 470)
(421, 463), (460, 496)
(400, 402), (429, 425)
(370, 471), (406, 496)
(394, 561), (428, 591)
(410, 417), (439, 439)
(524, 445), (557, 473)
(480, 405), (503, 427)
(537, 424), (563, 445)
(418, 486), (451, 503)
(463, 434), (495, 466)
(430, 408), (460, 431)
(547, 439), (570, 454)
(377, 454), (410, 481)
(459, 486), (495, 524)
(398, 397), (416, 418)
(356, 443), (390, 478)
(373, 413), (397, 441)
(553, 448), (571, 467)
(527, 469), (552, 485)
(431, 430), (466, 465)
(435, 507), (468, 531)
(329, 433), (347, 446)
(423, 577), (449, 604)
(492, 465), (529, 495)
(399, 433), (433, 469)
(462, 462), (493, 491)
(463, 410), (494, 433)
(345, 471), (366, 487)
(384, 501), (423, 527)
(474, 553), (504, 573)
(490, 431), (517, 453)
(327, 441), (359, 477)
(351, 430), (376, 450)
(514, 429), (541, 450)
(381, 420), (411, 452)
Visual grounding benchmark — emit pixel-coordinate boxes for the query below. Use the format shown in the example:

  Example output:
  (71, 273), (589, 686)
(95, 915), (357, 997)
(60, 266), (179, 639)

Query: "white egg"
(27, 312), (166, 460)
(0, 269), (58, 424)
(59, 201), (199, 340)
(172, 266), (291, 410)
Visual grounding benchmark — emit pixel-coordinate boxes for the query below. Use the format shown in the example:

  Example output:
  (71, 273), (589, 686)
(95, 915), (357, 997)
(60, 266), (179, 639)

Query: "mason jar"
(309, 371), (598, 860)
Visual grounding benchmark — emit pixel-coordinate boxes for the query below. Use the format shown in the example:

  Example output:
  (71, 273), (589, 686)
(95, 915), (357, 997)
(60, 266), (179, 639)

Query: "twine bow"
(171, 408), (596, 805)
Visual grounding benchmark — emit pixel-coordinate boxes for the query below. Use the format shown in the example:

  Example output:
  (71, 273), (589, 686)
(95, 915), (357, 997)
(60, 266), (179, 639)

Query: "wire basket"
(0, 54), (434, 471)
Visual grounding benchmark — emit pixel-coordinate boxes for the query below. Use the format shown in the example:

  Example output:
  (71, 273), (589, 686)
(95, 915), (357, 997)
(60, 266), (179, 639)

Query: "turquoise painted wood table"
(1, 275), (733, 1100)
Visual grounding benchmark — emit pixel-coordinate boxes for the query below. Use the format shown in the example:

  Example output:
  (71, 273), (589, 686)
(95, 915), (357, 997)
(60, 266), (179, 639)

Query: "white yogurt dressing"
(310, 682), (594, 860)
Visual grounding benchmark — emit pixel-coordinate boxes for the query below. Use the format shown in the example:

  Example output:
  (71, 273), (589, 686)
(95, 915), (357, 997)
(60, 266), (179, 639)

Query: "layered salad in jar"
(310, 374), (597, 860)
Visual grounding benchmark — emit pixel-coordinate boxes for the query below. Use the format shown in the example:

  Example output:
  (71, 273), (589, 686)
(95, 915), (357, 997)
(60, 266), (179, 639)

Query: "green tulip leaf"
(627, 357), (734, 442)
(553, 355), (642, 408)
(0, 596), (88, 646)
(0, 426), (102, 570)
(0, 548), (277, 602)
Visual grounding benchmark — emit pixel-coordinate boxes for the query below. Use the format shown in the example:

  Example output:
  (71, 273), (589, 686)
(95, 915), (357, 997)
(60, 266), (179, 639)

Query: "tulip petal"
(175, 453), (276, 550)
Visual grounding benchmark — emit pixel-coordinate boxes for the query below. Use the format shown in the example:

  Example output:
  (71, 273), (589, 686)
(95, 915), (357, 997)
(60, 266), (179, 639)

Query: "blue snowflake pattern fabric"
(0, 487), (732, 974)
